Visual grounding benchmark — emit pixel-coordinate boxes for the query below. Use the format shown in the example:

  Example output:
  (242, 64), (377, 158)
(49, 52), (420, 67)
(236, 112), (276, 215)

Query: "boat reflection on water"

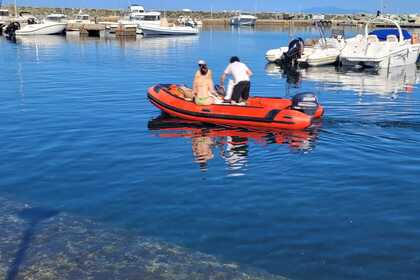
(148, 115), (321, 172)
(15, 35), (67, 48)
(266, 63), (420, 97)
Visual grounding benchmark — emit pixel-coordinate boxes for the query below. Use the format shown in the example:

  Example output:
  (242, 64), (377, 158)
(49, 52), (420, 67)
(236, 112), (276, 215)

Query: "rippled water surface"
(1, 26), (420, 280)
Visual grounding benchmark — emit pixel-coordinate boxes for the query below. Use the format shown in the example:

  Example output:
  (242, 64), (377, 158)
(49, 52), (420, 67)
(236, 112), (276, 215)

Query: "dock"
(79, 24), (106, 37)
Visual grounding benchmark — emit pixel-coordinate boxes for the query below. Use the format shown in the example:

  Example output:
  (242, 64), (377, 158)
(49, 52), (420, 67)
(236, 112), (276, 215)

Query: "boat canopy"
(369, 28), (412, 41)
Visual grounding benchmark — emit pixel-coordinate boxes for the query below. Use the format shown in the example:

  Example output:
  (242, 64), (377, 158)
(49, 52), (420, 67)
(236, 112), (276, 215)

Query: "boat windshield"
(130, 15), (160, 21)
(46, 16), (66, 22)
(76, 15), (89, 20)
(144, 15), (160, 21)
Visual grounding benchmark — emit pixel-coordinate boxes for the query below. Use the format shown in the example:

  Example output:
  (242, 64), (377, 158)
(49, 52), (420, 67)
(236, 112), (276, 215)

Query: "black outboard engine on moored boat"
(291, 92), (319, 116)
(4, 22), (20, 41)
(282, 37), (304, 67)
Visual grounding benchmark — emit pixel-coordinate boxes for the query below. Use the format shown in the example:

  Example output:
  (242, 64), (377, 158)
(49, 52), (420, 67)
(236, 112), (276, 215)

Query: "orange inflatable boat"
(147, 84), (324, 130)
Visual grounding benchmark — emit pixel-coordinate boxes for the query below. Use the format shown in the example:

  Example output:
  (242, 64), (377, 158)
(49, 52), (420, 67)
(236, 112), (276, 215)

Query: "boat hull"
(230, 17), (257, 26)
(15, 23), (67, 35)
(341, 44), (420, 68)
(142, 26), (198, 36)
(148, 84), (324, 130)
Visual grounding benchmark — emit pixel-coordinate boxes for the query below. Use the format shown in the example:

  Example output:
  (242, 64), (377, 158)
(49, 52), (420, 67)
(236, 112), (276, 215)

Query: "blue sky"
(8, 0), (420, 13)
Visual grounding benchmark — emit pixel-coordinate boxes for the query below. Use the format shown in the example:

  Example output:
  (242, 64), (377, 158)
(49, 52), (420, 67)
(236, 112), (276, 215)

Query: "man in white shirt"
(220, 56), (253, 104)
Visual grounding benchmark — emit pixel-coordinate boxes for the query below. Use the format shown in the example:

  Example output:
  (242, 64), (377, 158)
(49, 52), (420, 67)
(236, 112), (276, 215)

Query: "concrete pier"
(79, 24), (105, 37)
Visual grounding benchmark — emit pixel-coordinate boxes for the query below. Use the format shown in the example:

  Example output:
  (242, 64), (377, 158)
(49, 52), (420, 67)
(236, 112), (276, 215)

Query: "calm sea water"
(1, 26), (420, 280)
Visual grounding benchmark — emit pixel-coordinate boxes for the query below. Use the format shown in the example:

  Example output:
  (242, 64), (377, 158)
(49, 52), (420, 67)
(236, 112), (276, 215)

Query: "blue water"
(1, 27), (420, 279)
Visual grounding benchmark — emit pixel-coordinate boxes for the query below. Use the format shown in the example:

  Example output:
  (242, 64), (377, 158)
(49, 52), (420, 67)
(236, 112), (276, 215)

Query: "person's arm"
(208, 70), (215, 93)
(220, 65), (231, 88)
(246, 65), (253, 77)
(192, 71), (199, 95)
(220, 73), (227, 88)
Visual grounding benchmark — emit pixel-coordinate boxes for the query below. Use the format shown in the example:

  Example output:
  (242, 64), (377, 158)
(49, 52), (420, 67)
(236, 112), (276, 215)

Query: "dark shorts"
(231, 81), (251, 102)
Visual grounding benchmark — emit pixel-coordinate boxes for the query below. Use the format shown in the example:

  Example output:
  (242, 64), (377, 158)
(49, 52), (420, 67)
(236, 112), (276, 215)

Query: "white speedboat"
(266, 23), (352, 67)
(141, 24), (199, 36)
(15, 14), (67, 35)
(266, 37), (347, 67)
(230, 14), (257, 26)
(340, 17), (420, 68)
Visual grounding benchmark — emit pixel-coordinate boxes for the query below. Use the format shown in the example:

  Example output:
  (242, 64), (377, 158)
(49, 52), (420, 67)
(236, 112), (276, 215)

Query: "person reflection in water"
(220, 136), (249, 174)
(190, 134), (249, 173)
(191, 135), (215, 171)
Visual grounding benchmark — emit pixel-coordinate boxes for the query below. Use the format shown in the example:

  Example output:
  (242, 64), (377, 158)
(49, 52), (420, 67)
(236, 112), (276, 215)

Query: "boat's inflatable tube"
(147, 84), (324, 130)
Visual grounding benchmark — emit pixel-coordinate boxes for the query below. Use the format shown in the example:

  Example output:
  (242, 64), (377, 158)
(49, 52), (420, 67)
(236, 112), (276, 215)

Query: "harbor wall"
(2, 6), (420, 28)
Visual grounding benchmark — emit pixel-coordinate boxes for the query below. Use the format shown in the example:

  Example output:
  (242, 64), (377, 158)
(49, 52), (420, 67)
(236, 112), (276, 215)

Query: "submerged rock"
(0, 197), (287, 280)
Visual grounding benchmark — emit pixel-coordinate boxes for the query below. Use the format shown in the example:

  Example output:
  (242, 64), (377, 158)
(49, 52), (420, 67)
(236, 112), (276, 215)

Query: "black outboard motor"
(4, 22), (20, 41)
(282, 37), (304, 68)
(292, 92), (319, 116)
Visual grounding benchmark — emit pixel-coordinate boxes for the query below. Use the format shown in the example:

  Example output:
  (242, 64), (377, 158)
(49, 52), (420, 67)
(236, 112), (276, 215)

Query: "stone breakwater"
(0, 197), (287, 280)
(0, 6), (363, 26)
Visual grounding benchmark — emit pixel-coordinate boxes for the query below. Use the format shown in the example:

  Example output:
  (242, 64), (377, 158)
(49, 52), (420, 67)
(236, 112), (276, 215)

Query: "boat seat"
(367, 35), (379, 43)
(386, 35), (398, 42)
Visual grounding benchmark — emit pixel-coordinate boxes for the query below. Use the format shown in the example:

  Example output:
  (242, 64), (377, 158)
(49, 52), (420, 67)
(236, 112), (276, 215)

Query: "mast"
(14, 0), (18, 17)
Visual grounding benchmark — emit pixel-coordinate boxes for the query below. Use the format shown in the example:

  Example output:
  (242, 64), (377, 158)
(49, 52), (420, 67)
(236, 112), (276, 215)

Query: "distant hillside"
(302, 6), (370, 14)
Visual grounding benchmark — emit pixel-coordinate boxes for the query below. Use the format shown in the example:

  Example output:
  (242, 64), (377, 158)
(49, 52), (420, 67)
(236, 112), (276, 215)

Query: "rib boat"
(148, 84), (324, 130)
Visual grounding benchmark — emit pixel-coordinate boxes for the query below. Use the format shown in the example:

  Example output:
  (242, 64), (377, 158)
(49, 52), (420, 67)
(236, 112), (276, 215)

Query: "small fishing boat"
(141, 24), (199, 36)
(148, 84), (324, 130)
(15, 14), (67, 36)
(230, 14), (257, 27)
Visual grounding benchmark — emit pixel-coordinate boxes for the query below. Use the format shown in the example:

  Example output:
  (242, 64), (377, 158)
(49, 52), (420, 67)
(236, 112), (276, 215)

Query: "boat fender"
(291, 93), (319, 116)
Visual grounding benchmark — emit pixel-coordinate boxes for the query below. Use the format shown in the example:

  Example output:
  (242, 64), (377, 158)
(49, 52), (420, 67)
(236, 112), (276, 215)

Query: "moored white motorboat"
(230, 14), (257, 26)
(340, 17), (420, 68)
(15, 14), (67, 35)
(266, 37), (348, 67)
(141, 24), (199, 36)
(266, 24), (352, 67)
